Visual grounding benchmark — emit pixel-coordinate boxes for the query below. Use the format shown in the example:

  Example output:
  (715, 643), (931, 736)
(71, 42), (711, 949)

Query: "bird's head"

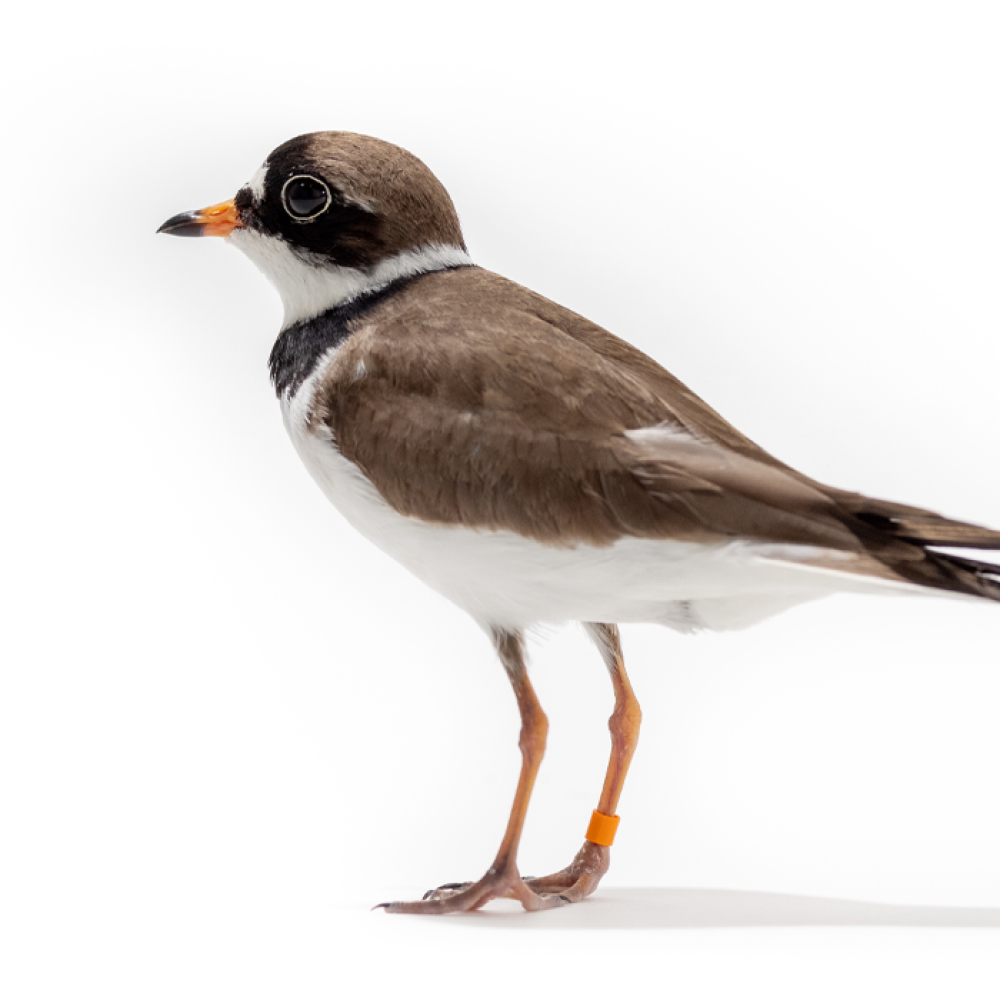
(158, 131), (469, 327)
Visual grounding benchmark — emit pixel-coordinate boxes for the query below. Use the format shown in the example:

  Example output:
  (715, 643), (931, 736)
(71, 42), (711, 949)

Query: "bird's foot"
(376, 860), (569, 914)
(521, 840), (610, 902)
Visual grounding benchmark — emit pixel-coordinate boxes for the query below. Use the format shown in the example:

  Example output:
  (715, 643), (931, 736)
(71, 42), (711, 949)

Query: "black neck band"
(268, 264), (473, 399)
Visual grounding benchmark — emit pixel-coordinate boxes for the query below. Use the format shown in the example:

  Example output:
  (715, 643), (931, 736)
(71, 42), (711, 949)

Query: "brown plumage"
(312, 266), (1000, 603)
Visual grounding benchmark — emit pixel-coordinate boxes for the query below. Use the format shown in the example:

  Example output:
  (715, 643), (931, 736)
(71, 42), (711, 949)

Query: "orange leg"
(378, 629), (566, 914)
(523, 623), (642, 901)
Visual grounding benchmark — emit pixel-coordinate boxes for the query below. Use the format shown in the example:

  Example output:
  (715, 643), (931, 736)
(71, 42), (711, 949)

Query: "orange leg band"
(585, 810), (620, 847)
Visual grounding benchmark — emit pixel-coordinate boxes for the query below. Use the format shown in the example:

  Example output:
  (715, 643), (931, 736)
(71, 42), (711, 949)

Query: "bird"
(159, 131), (1000, 914)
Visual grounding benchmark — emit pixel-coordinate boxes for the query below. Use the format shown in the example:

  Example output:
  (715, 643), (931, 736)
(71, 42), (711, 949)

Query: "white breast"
(280, 349), (925, 633)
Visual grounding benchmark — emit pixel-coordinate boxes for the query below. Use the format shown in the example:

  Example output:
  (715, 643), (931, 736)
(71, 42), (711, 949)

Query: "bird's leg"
(378, 628), (566, 914)
(523, 623), (642, 902)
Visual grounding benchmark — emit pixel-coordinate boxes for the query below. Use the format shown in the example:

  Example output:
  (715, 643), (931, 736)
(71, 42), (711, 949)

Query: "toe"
(422, 881), (473, 901)
(521, 841), (610, 900)
(522, 872), (574, 893)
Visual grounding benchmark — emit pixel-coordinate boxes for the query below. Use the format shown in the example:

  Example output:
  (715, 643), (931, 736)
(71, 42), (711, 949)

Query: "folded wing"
(312, 266), (1000, 604)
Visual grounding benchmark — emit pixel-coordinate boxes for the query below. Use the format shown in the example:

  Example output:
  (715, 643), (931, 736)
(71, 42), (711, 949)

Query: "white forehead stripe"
(246, 162), (268, 202)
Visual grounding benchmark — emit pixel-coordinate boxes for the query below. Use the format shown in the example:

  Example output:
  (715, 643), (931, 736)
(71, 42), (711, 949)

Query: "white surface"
(3, 1), (1000, 997)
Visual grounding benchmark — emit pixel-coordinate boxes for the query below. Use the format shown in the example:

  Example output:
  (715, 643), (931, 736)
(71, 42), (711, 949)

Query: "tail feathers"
(830, 489), (1000, 549)
(856, 510), (1000, 549)
(824, 489), (1000, 603)
(916, 549), (1000, 604)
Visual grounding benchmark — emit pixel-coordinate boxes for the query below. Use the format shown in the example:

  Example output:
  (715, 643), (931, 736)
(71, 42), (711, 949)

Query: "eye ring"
(281, 174), (332, 222)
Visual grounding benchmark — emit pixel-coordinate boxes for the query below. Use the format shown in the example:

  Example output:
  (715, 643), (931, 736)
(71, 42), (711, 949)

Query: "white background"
(3, 1), (1000, 997)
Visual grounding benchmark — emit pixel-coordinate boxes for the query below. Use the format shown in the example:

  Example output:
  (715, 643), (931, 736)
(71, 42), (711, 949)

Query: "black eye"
(281, 175), (331, 221)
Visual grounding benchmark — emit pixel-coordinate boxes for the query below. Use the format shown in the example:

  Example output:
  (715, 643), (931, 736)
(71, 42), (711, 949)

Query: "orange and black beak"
(157, 198), (243, 238)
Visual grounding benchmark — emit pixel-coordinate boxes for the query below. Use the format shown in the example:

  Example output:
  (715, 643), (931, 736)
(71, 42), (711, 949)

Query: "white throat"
(228, 230), (473, 328)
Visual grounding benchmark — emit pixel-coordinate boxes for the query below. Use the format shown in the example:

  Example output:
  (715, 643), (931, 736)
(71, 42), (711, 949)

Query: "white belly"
(281, 353), (920, 632)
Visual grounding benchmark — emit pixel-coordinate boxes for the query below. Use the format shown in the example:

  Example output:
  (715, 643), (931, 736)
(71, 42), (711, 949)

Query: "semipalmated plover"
(160, 131), (1000, 913)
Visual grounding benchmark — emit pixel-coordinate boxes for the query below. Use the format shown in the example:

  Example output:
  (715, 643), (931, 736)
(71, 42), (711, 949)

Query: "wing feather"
(309, 267), (1000, 601)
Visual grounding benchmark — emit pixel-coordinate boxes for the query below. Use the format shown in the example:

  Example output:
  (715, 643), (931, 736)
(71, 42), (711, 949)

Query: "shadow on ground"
(426, 888), (1000, 930)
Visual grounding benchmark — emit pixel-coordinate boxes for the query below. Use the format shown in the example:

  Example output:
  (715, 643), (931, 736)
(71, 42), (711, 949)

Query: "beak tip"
(158, 210), (208, 237)
(158, 201), (241, 238)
